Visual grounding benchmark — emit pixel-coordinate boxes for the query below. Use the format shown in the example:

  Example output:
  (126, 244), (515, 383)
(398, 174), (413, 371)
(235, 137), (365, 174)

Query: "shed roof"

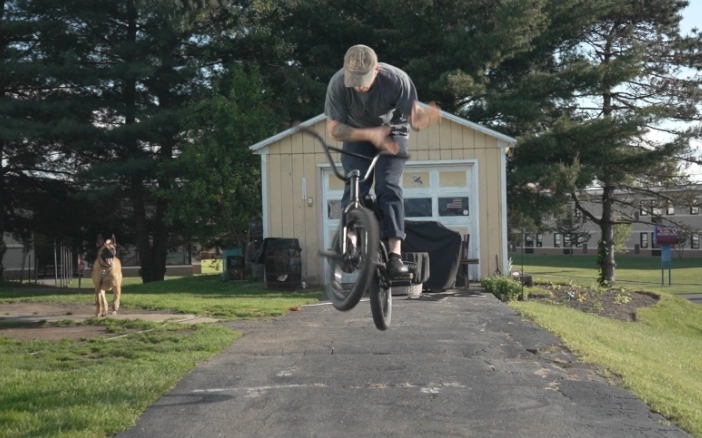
(249, 103), (517, 154)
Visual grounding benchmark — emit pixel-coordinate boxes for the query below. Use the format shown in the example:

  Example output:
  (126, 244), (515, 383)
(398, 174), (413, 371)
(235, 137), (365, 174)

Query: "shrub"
(481, 275), (524, 301)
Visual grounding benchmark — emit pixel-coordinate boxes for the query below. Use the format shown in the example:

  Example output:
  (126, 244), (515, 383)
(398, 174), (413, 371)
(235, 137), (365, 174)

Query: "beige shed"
(249, 105), (516, 286)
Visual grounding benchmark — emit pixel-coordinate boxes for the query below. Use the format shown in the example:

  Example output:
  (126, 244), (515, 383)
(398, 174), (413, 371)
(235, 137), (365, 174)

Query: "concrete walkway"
(116, 290), (690, 438)
(680, 294), (702, 305)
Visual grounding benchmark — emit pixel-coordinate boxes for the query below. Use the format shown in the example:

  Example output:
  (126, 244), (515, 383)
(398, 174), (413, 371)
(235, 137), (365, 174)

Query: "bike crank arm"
(389, 279), (412, 287)
(318, 250), (343, 260)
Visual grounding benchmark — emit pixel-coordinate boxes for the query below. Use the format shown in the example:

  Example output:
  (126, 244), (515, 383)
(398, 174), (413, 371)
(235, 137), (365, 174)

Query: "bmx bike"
(299, 127), (412, 331)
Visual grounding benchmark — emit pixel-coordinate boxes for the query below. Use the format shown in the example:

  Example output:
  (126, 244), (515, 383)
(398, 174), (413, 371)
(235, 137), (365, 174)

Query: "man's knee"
(375, 178), (402, 201)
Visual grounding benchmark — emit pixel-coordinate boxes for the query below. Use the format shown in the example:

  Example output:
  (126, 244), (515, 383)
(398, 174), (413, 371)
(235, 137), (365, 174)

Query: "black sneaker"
(387, 254), (411, 279)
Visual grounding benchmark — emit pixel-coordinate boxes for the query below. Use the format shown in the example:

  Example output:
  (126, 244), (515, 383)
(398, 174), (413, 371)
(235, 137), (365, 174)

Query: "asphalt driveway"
(117, 290), (689, 438)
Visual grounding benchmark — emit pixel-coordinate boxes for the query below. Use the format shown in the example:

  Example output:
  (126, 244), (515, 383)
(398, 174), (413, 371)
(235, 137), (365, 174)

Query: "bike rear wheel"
(325, 207), (379, 311)
(369, 266), (392, 330)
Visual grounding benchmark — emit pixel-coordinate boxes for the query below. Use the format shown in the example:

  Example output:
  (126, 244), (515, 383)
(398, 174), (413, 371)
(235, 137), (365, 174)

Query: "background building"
(250, 105), (516, 285)
(510, 186), (702, 258)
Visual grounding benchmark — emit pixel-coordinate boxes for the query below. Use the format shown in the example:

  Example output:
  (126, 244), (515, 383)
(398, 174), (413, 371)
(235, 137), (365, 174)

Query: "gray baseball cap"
(343, 45), (378, 88)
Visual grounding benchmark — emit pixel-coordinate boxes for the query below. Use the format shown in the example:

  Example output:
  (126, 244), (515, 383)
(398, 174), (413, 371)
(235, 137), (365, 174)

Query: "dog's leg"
(95, 289), (101, 316)
(112, 284), (121, 315)
(99, 290), (108, 317)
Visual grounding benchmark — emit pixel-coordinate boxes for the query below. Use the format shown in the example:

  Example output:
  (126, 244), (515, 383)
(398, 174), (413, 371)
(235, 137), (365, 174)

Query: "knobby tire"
(325, 207), (379, 311)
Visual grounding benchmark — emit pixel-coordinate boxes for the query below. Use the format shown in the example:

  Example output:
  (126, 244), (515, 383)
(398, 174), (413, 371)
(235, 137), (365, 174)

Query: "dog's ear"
(111, 234), (117, 246)
(96, 234), (105, 248)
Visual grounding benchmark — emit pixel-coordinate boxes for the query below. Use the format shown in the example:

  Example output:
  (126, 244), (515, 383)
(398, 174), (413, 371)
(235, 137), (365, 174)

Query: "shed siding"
(264, 117), (506, 284)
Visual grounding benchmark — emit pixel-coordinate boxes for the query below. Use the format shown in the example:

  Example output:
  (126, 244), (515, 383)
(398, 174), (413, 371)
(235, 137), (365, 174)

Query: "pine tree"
(264, 0), (553, 119)
(0, 0), (92, 278)
(41, 0), (250, 282)
(506, 0), (702, 282)
(162, 66), (276, 249)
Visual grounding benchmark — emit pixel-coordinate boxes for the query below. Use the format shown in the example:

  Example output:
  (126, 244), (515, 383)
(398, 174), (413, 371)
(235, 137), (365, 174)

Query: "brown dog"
(91, 234), (123, 317)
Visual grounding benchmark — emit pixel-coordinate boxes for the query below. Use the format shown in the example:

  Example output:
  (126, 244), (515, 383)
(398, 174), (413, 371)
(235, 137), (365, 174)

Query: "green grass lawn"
(0, 274), (323, 437)
(512, 291), (702, 437)
(1, 274), (322, 320)
(200, 259), (221, 275)
(35, 259), (225, 288)
(500, 255), (702, 437)
(0, 321), (240, 438)
(514, 254), (702, 295)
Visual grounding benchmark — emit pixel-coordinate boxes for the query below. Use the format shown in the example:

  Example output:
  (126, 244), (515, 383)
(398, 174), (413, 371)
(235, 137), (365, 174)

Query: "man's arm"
(327, 120), (399, 154)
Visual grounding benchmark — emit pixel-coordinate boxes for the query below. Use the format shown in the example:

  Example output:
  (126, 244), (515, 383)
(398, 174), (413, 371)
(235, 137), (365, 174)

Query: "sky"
(680, 1), (701, 35)
(679, 2), (701, 182)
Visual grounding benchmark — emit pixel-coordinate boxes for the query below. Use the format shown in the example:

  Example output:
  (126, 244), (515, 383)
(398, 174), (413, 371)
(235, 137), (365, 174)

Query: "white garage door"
(321, 160), (479, 280)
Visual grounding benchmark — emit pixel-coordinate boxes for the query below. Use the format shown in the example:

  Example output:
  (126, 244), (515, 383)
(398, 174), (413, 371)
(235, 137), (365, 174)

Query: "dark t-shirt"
(324, 63), (418, 137)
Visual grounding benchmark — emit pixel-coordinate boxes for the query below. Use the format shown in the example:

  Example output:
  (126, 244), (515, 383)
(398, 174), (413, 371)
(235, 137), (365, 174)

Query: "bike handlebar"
(296, 126), (410, 183)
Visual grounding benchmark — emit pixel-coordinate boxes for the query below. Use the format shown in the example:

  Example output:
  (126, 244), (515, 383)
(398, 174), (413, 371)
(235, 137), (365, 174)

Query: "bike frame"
(307, 128), (405, 256)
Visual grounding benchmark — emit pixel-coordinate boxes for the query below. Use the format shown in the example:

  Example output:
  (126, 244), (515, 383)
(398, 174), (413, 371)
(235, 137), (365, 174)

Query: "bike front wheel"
(325, 207), (379, 311)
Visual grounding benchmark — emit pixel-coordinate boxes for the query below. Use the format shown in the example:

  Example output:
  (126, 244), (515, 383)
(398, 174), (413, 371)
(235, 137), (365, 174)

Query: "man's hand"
(328, 120), (398, 154)
(368, 126), (398, 154)
(410, 101), (441, 130)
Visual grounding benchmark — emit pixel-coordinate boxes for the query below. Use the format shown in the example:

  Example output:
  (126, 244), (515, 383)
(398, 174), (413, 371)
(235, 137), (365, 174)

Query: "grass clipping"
(511, 292), (702, 437)
(0, 323), (240, 438)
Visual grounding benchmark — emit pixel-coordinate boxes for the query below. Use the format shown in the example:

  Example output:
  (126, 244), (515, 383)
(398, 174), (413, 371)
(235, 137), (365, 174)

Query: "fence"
(3, 240), (74, 287)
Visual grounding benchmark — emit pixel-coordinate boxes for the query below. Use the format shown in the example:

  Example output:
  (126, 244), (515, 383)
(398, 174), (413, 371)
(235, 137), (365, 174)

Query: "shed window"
(438, 197), (469, 217)
(404, 198), (433, 218)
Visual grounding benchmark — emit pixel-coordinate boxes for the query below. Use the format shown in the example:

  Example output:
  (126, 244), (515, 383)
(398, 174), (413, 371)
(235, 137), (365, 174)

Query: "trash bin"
(226, 255), (245, 281)
(263, 238), (302, 291)
(221, 248), (242, 281)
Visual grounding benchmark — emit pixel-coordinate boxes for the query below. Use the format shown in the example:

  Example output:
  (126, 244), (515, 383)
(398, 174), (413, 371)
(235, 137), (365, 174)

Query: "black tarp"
(403, 221), (462, 291)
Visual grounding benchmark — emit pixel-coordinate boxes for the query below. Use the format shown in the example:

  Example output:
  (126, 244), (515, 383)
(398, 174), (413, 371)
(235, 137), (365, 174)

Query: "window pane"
(327, 200), (342, 220)
(666, 205), (674, 215)
(404, 198), (433, 218)
(651, 232), (659, 249)
(692, 234), (700, 249)
(525, 234), (534, 247)
(536, 234), (543, 247)
(563, 234), (571, 247)
(438, 197), (469, 217)
(573, 234), (582, 248)
(691, 205), (699, 215)
(640, 201), (648, 216)
(554, 233), (561, 247)
(640, 233), (648, 249)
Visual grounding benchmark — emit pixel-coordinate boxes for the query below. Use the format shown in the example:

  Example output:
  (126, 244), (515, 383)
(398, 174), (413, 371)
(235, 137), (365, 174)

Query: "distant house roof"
(249, 103), (517, 154)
